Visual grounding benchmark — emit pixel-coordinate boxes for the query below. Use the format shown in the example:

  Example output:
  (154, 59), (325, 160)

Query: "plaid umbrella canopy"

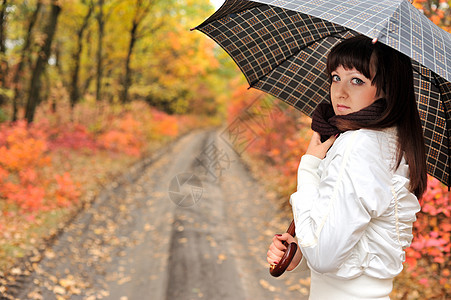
(193, 0), (451, 187)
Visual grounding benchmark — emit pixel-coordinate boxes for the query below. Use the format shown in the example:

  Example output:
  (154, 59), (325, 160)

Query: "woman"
(267, 35), (427, 299)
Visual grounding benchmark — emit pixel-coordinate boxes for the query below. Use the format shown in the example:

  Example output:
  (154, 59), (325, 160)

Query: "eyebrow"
(332, 70), (366, 77)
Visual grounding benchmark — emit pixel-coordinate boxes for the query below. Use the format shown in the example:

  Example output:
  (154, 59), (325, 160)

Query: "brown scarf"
(311, 99), (386, 142)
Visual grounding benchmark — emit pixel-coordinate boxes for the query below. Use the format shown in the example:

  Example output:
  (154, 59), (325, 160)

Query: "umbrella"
(192, 0), (451, 189)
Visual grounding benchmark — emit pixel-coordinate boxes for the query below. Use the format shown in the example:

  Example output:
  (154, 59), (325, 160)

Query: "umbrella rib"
(247, 30), (350, 89)
(412, 65), (441, 89)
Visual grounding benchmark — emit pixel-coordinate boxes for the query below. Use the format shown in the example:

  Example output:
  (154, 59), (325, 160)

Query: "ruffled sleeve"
(290, 130), (394, 274)
(387, 159), (420, 249)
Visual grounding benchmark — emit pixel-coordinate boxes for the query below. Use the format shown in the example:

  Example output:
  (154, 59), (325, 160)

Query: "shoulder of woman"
(329, 128), (396, 163)
(332, 129), (379, 151)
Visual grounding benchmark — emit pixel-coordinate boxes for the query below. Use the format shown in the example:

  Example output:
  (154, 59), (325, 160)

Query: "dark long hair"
(326, 35), (427, 198)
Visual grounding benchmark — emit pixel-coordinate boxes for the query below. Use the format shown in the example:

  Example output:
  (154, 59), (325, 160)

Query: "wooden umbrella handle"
(269, 220), (298, 277)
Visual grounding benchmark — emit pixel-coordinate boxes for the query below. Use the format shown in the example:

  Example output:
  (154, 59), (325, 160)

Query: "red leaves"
(399, 176), (450, 296)
(47, 123), (97, 151)
(3, 182), (46, 212)
(54, 173), (81, 208)
(0, 102), (188, 215)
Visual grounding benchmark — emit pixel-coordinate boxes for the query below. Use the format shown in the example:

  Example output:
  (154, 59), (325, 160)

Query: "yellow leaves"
(206, 235), (217, 247)
(217, 253), (227, 264)
(178, 237), (188, 244)
(287, 283), (309, 295)
(10, 267), (22, 276)
(144, 223), (154, 232)
(116, 276), (132, 285)
(259, 279), (277, 292)
(45, 250), (56, 260)
(168, 32), (182, 52)
(53, 285), (66, 295)
(144, 17), (221, 112)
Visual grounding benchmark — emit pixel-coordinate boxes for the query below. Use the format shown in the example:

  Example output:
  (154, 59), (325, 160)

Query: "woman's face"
(330, 65), (381, 116)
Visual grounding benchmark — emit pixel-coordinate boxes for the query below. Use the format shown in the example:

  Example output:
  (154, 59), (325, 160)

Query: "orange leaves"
(97, 108), (180, 155)
(0, 139), (49, 170)
(2, 182), (46, 212)
(98, 113), (144, 156)
(0, 121), (82, 212)
(430, 14), (442, 25)
(415, 0), (451, 32)
(0, 101), (194, 214)
(148, 108), (179, 138)
(0, 121), (51, 212)
(54, 173), (81, 208)
(152, 117), (178, 137)
(98, 129), (142, 156)
(0, 121), (50, 172)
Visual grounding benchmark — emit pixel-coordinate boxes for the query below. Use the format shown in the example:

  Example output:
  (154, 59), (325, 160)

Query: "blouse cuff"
(298, 154), (321, 187)
(300, 154), (322, 169)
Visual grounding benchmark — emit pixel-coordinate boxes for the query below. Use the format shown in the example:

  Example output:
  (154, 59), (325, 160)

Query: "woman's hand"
(267, 233), (297, 265)
(306, 132), (337, 159)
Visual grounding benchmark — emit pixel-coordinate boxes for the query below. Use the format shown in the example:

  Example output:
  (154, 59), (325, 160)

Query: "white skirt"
(309, 270), (393, 300)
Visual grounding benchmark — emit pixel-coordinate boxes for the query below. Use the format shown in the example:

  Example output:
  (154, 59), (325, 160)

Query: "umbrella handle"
(269, 220), (299, 277)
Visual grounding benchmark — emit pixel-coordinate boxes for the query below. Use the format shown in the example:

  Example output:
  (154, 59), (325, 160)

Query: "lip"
(336, 104), (350, 112)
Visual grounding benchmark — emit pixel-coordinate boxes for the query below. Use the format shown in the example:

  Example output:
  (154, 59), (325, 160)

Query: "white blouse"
(290, 128), (420, 280)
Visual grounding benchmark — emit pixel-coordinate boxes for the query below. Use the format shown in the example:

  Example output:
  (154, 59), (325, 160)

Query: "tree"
(121, 0), (162, 103)
(69, 0), (94, 108)
(95, 0), (104, 102)
(24, 0), (61, 123)
(121, 0), (150, 103)
(10, 1), (42, 121)
(3, 0), (230, 119)
(0, 0), (9, 107)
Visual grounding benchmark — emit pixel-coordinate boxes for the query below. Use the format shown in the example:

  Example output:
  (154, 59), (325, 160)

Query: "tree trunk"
(121, 21), (138, 103)
(95, 0), (104, 102)
(82, 29), (94, 96)
(121, 0), (155, 104)
(11, 1), (42, 121)
(70, 1), (93, 108)
(24, 1), (61, 123)
(0, 0), (9, 107)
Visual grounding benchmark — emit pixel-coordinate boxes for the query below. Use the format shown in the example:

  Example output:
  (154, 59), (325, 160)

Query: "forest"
(0, 0), (449, 299)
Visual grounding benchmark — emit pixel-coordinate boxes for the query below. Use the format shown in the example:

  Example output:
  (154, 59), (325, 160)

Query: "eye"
(351, 78), (365, 85)
(331, 74), (340, 82)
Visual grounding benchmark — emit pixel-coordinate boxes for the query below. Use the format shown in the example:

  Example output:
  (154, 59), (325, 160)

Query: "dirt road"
(6, 129), (310, 300)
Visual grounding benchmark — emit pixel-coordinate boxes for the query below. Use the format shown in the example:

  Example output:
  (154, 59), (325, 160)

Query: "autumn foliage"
(0, 104), (172, 213)
(413, 0), (451, 33)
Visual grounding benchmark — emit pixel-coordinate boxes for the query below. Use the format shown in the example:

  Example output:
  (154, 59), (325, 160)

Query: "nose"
(332, 83), (347, 99)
